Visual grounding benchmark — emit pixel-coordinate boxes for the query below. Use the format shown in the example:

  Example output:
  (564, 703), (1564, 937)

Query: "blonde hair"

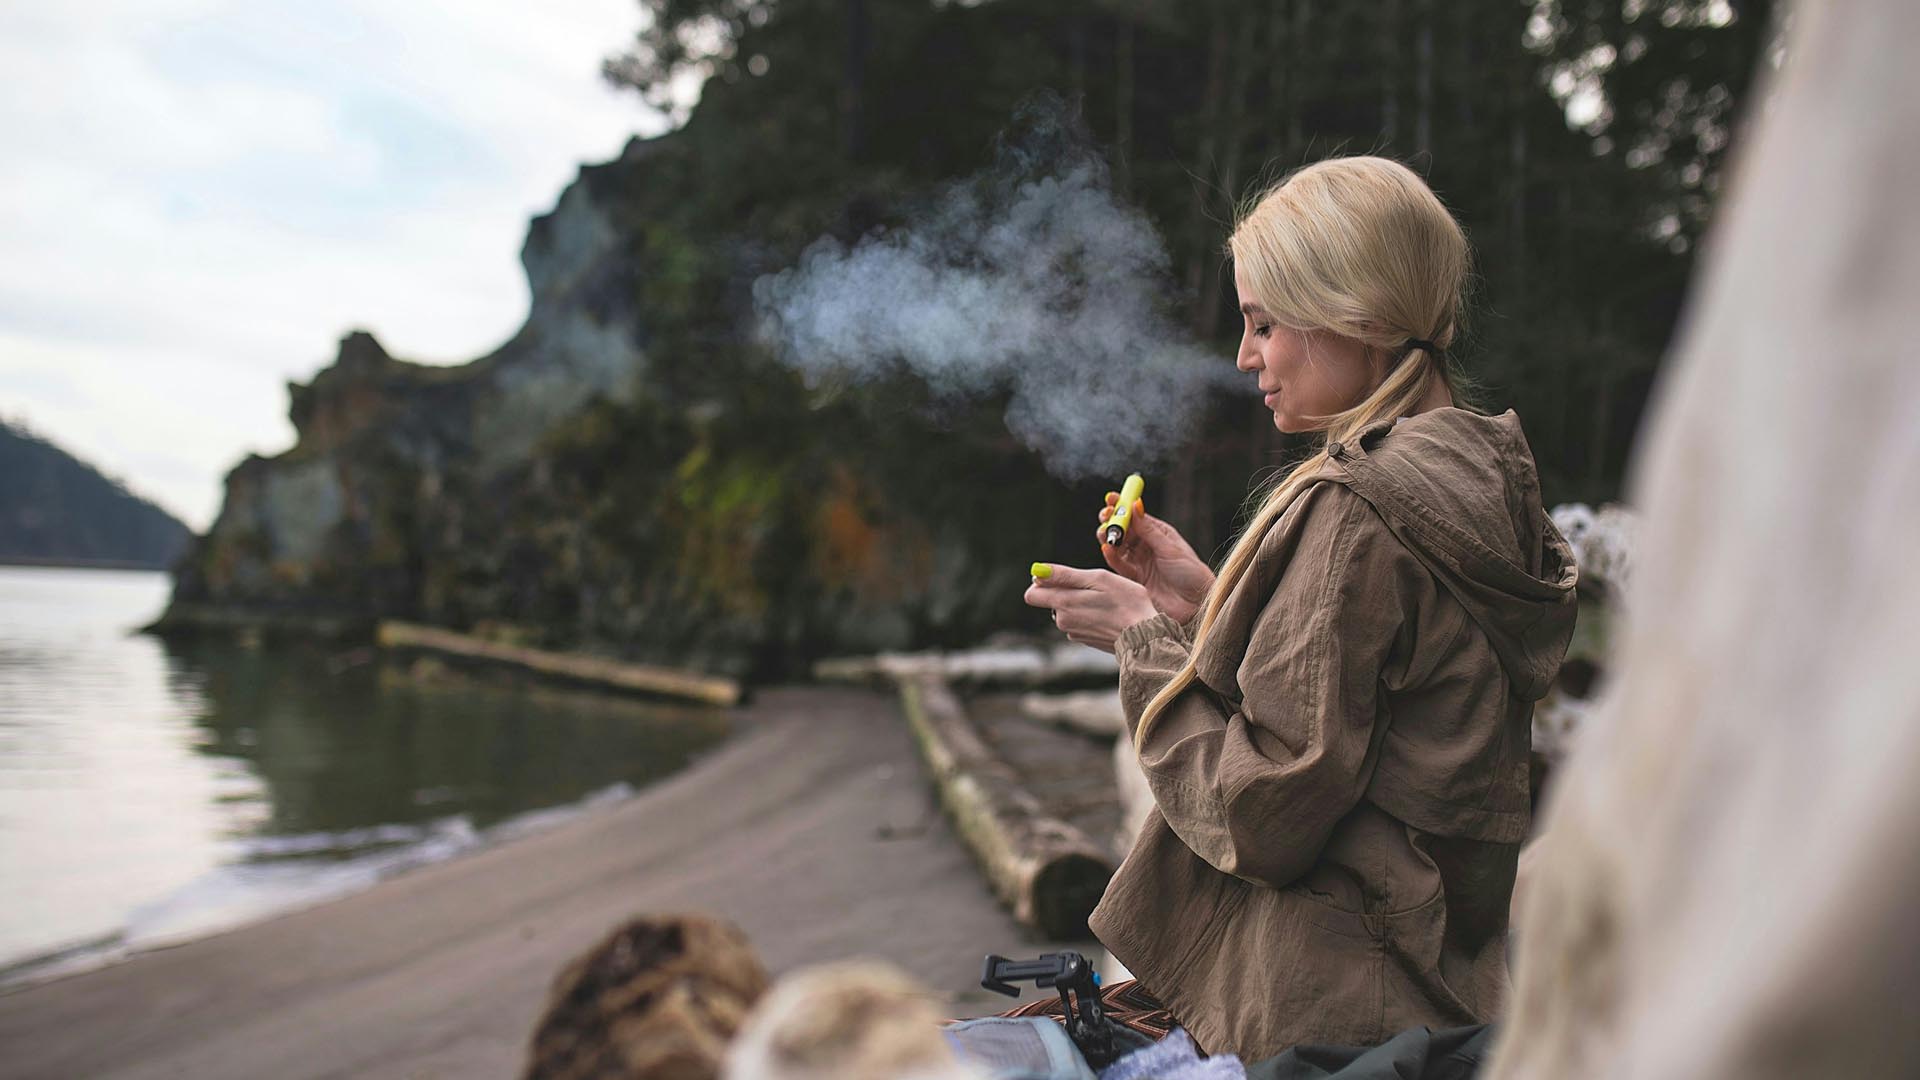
(1136, 155), (1476, 751)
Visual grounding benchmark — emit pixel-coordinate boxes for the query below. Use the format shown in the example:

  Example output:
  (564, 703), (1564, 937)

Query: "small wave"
(230, 817), (473, 860)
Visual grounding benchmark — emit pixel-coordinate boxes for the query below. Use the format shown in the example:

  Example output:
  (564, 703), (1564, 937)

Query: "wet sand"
(0, 686), (1083, 1079)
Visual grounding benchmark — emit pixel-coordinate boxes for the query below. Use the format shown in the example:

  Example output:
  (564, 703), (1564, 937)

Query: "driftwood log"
(1018, 689), (1125, 739)
(815, 642), (1119, 691)
(377, 621), (742, 707)
(896, 673), (1115, 938)
(1489, 5), (1920, 1077)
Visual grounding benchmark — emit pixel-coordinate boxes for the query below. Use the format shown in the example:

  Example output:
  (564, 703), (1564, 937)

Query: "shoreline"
(0, 781), (642, 995)
(0, 685), (1085, 1079)
(0, 558), (168, 574)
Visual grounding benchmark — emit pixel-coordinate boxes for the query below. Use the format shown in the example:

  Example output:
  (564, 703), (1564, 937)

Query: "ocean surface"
(0, 566), (734, 982)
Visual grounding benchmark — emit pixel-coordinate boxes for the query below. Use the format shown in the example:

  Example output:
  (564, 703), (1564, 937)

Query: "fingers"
(1097, 505), (1156, 550)
(1023, 579), (1084, 617)
(1025, 564), (1073, 611)
(1037, 564), (1109, 589)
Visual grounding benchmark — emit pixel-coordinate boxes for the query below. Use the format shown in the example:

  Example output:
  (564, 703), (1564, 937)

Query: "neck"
(1410, 378), (1455, 415)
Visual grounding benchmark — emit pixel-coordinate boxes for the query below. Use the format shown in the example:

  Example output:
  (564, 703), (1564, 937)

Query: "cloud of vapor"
(751, 104), (1240, 481)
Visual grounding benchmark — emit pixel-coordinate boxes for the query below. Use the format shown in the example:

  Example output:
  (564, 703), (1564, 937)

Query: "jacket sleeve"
(1113, 482), (1420, 889)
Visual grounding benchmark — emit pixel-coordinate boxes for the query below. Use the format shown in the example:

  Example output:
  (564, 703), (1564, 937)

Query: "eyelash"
(1252, 323), (1274, 338)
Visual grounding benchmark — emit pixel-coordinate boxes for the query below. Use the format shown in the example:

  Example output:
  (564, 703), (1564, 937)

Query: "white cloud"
(0, 0), (665, 530)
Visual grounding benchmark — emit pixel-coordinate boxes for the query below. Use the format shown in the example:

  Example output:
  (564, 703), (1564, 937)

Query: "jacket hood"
(1325, 407), (1578, 700)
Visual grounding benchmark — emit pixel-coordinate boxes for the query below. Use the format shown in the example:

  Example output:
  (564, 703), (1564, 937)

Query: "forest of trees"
(0, 420), (191, 570)
(603, 0), (1779, 555)
(165, 0), (1783, 670)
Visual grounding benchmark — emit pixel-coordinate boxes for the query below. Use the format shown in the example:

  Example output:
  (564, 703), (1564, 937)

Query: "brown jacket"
(1088, 407), (1578, 1061)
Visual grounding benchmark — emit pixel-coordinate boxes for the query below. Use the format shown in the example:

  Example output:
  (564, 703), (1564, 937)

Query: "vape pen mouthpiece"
(1097, 473), (1146, 547)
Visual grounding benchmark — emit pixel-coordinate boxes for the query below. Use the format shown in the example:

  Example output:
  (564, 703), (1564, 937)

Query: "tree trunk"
(1508, 65), (1529, 313)
(1170, 4), (1234, 541)
(839, 0), (870, 162)
(1286, 0), (1313, 161)
(1264, 0), (1285, 156)
(1414, 0), (1434, 158)
(1554, 180), (1574, 466)
(1451, 0), (1473, 135)
(1588, 313), (1614, 490)
(1181, 6), (1232, 305)
(1114, 17), (1134, 197)
(1380, 0), (1401, 145)
(376, 620), (742, 706)
(1207, 5), (1263, 336)
(1069, 13), (1088, 114)
(897, 674), (1115, 938)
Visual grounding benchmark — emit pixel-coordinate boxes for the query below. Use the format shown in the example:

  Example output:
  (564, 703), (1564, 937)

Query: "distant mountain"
(0, 420), (192, 570)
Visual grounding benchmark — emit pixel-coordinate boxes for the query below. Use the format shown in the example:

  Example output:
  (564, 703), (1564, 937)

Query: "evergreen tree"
(602, 0), (1776, 527)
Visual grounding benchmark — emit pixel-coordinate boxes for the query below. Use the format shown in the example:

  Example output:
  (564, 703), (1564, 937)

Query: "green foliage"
(1526, 0), (1778, 248)
(175, 1), (1778, 677)
(603, 0), (1776, 525)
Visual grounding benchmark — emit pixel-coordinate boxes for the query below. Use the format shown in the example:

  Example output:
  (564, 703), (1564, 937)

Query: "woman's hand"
(1097, 493), (1214, 625)
(1024, 565), (1160, 655)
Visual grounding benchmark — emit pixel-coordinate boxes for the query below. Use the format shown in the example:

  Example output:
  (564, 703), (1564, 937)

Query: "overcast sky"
(0, 0), (668, 530)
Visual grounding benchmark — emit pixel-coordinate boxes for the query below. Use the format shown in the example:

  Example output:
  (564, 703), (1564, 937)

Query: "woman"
(1024, 156), (1578, 1061)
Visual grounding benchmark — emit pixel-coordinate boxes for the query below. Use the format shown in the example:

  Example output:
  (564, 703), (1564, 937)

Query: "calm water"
(0, 566), (733, 978)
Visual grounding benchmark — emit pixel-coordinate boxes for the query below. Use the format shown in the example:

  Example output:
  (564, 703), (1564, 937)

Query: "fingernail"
(1029, 562), (1053, 579)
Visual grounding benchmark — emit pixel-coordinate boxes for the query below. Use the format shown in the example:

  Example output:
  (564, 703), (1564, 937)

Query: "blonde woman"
(1024, 156), (1578, 1061)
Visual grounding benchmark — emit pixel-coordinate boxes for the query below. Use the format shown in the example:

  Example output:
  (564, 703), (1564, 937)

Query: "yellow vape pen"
(1097, 473), (1146, 546)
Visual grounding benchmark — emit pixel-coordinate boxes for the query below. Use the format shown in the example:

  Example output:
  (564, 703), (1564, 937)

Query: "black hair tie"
(1403, 338), (1444, 357)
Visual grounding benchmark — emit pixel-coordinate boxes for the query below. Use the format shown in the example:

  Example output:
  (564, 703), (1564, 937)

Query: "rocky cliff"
(165, 137), (649, 625)
(159, 122), (1107, 677)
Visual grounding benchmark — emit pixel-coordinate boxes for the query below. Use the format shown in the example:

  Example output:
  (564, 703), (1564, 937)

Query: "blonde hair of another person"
(722, 961), (987, 1080)
(1485, 2), (1920, 1077)
(1135, 155), (1477, 751)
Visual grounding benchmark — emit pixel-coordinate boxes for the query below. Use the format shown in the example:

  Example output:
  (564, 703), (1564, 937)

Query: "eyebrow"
(1239, 303), (1270, 317)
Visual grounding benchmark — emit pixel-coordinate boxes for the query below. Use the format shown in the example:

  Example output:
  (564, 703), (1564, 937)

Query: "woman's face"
(1234, 264), (1385, 434)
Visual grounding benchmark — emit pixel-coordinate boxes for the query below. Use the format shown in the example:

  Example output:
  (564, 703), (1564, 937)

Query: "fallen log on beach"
(815, 641), (1119, 690)
(896, 672), (1114, 938)
(376, 620), (742, 707)
(1018, 689), (1124, 739)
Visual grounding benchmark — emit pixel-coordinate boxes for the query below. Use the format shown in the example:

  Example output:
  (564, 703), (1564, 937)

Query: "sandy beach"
(0, 686), (1084, 1079)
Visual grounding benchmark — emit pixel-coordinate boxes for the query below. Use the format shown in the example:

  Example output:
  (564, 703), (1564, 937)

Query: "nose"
(1235, 333), (1260, 373)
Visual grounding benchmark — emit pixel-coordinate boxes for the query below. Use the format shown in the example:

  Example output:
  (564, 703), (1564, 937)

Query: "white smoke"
(751, 108), (1239, 480)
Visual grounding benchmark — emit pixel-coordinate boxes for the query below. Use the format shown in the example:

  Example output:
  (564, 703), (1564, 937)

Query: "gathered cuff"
(1117, 612), (1188, 659)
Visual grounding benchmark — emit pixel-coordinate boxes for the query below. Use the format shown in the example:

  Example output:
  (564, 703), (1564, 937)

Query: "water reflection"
(168, 637), (733, 841)
(0, 567), (734, 974)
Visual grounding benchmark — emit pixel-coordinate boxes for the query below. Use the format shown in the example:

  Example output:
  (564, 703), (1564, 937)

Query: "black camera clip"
(981, 951), (1138, 1068)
